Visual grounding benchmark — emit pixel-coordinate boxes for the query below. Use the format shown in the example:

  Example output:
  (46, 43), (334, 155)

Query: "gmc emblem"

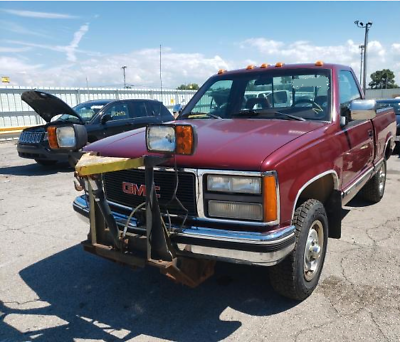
(122, 182), (160, 198)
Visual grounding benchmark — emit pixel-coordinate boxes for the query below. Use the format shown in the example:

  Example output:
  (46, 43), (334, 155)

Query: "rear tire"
(269, 199), (328, 301)
(35, 159), (58, 166)
(361, 160), (386, 203)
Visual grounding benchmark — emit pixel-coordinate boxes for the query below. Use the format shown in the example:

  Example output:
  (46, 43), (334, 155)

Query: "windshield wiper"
(232, 109), (305, 121)
(180, 112), (222, 119)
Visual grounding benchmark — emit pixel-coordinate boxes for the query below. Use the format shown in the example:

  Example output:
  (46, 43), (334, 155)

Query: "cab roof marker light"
(260, 63), (269, 68)
(218, 69), (226, 75)
(246, 65), (255, 70)
(275, 62), (284, 67)
(315, 60), (324, 66)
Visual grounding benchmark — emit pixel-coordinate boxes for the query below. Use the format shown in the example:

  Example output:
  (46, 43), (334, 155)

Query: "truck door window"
(339, 71), (361, 112)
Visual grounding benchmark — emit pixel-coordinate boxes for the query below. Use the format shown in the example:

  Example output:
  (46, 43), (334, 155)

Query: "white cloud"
(2, 37), (400, 88)
(5, 23), (91, 62)
(239, 37), (394, 84)
(0, 48), (231, 88)
(0, 46), (31, 53)
(0, 20), (50, 38)
(65, 23), (89, 62)
(2, 9), (78, 19)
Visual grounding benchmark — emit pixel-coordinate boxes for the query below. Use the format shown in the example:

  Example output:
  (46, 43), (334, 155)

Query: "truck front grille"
(103, 169), (197, 216)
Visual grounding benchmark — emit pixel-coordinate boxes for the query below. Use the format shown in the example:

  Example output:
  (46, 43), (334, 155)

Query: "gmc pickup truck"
(50, 62), (396, 300)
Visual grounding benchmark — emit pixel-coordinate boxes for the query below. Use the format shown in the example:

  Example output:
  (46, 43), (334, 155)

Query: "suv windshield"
(179, 68), (331, 121)
(53, 102), (109, 123)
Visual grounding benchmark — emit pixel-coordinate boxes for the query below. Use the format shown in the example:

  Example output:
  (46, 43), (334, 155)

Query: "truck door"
(338, 70), (374, 191)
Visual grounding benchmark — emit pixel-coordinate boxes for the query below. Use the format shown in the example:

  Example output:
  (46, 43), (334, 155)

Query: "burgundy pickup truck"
(52, 62), (396, 300)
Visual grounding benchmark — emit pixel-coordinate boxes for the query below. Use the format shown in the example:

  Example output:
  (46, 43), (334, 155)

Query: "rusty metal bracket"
(148, 258), (216, 288)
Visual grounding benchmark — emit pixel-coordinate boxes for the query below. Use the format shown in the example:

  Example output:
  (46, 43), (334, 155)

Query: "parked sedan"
(17, 91), (174, 165)
(376, 99), (400, 150)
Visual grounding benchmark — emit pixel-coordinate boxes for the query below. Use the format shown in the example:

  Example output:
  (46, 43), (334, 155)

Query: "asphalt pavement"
(1, 140), (400, 342)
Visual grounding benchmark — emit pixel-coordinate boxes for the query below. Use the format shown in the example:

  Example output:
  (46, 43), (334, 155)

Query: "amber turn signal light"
(263, 175), (278, 222)
(176, 125), (196, 155)
(47, 126), (59, 149)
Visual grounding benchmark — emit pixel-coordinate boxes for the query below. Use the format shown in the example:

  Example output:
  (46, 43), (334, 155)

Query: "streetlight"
(121, 66), (127, 89)
(354, 20), (373, 93)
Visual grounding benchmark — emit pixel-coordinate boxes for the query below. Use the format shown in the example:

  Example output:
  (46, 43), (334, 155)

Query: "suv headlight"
(207, 175), (261, 194)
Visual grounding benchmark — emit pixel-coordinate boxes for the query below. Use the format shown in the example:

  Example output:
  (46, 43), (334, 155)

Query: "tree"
(177, 83), (199, 90)
(368, 69), (398, 89)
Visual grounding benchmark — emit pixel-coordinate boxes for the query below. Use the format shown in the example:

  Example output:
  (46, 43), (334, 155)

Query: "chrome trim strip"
(175, 242), (295, 266)
(291, 170), (339, 220)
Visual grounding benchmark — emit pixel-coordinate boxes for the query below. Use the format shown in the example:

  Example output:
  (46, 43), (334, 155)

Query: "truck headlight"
(146, 124), (197, 155)
(207, 175), (261, 194)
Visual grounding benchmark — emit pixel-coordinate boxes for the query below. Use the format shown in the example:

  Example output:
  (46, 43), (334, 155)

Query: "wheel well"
(296, 174), (341, 239)
(297, 174), (334, 206)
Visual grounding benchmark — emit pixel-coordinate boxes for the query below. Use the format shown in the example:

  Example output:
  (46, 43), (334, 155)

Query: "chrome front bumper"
(73, 195), (295, 266)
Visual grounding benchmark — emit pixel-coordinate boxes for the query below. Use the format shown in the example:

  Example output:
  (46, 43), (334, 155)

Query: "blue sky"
(1, 1), (400, 88)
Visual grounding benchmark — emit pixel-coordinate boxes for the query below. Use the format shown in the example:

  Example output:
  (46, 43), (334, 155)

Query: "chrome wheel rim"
(304, 220), (324, 281)
(378, 163), (386, 196)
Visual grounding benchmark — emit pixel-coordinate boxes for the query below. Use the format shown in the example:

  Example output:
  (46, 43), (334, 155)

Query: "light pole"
(354, 20), (372, 94)
(121, 66), (127, 89)
(358, 45), (364, 84)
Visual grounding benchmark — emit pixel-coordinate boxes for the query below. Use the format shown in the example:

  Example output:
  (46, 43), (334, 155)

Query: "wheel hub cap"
(304, 220), (324, 281)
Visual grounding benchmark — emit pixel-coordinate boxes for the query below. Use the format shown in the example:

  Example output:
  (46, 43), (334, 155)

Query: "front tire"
(361, 160), (386, 203)
(269, 199), (328, 301)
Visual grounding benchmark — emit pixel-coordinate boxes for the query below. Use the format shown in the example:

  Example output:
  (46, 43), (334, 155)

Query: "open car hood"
(21, 90), (83, 123)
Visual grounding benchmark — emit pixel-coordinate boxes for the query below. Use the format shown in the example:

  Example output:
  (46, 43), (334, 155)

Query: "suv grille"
(103, 169), (197, 216)
(19, 131), (46, 144)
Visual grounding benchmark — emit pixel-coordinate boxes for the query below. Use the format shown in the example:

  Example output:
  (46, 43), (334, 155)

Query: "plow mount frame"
(76, 153), (215, 288)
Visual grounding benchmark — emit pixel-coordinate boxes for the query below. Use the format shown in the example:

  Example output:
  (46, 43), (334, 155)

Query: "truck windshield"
(179, 68), (331, 121)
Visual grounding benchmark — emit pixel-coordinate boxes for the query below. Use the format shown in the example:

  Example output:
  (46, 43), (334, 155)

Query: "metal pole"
(122, 66), (127, 89)
(160, 45), (163, 97)
(363, 26), (368, 93)
(358, 45), (364, 83)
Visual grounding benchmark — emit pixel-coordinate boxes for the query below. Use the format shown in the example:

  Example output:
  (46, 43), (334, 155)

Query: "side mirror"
(349, 99), (377, 121)
(47, 124), (88, 151)
(101, 114), (111, 124)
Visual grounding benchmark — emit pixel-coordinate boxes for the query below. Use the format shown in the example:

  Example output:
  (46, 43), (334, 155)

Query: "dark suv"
(17, 91), (174, 165)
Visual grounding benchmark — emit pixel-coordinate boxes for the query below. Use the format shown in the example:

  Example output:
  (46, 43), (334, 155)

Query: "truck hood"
(21, 90), (83, 123)
(85, 119), (326, 171)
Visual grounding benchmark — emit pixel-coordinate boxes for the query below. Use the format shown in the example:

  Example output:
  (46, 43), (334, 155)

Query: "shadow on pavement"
(1, 245), (299, 341)
(0, 162), (72, 176)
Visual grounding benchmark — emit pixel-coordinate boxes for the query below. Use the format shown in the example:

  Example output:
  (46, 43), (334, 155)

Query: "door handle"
(368, 129), (373, 137)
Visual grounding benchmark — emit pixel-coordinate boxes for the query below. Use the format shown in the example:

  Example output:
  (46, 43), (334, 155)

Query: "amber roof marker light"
(246, 65), (255, 70)
(260, 63), (269, 68)
(218, 69), (227, 75)
(275, 62), (285, 67)
(315, 60), (324, 66)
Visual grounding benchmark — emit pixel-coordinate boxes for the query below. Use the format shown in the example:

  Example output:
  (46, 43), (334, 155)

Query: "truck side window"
(339, 71), (361, 119)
